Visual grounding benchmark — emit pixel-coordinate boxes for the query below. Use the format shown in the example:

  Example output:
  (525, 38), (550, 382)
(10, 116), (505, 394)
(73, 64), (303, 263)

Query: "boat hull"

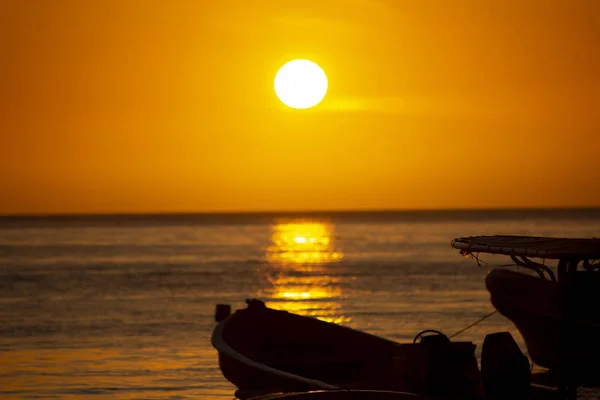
(212, 300), (482, 399)
(486, 268), (600, 378)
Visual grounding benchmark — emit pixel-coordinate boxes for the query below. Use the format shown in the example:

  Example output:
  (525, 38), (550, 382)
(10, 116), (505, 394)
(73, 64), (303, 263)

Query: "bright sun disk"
(274, 59), (328, 109)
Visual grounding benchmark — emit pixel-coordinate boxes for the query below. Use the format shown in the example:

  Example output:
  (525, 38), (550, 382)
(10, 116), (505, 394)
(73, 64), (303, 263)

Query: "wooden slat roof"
(451, 235), (600, 260)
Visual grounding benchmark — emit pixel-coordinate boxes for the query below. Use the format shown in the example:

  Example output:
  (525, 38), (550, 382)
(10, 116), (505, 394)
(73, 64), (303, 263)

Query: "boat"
(452, 235), (600, 399)
(212, 299), (483, 399)
(486, 268), (600, 378)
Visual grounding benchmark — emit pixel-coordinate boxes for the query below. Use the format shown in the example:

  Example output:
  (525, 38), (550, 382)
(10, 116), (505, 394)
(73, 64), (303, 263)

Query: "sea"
(2, 209), (600, 400)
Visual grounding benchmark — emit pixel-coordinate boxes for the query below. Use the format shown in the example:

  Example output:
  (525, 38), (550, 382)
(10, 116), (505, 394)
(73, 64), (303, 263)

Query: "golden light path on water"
(259, 222), (350, 324)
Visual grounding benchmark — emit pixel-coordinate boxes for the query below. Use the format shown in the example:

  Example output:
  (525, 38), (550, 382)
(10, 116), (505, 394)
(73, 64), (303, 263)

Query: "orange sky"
(1, 0), (599, 215)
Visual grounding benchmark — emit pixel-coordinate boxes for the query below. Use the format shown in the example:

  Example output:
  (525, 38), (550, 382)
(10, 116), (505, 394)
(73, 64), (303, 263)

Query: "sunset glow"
(1, 1), (598, 215)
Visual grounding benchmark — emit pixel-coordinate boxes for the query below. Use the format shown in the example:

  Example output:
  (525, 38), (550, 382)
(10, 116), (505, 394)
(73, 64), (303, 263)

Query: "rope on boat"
(467, 251), (557, 282)
(466, 251), (515, 268)
(449, 310), (498, 339)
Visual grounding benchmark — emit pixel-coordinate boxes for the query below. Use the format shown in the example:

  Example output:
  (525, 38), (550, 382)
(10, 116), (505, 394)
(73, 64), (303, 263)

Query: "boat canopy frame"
(451, 235), (600, 400)
(451, 235), (600, 262)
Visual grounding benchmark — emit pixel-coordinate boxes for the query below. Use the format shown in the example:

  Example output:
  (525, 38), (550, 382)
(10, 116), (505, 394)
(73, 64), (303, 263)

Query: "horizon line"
(2, 205), (600, 219)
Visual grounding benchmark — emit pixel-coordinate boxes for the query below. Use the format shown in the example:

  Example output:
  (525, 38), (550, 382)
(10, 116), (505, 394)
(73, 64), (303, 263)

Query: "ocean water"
(1, 209), (600, 400)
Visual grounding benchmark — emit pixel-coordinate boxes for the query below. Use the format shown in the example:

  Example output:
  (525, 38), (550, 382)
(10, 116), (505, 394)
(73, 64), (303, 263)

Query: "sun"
(274, 59), (328, 109)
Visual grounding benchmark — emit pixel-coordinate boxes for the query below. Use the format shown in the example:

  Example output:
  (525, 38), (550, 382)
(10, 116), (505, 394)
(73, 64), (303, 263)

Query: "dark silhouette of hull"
(485, 268), (600, 380)
(212, 300), (482, 399)
(248, 390), (431, 400)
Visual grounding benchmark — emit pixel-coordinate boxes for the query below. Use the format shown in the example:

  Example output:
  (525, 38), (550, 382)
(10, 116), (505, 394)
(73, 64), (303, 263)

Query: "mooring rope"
(449, 309), (498, 339)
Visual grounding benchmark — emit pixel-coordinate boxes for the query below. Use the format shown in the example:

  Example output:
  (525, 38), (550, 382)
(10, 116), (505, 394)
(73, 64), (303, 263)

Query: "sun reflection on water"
(266, 222), (343, 264)
(259, 222), (350, 324)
